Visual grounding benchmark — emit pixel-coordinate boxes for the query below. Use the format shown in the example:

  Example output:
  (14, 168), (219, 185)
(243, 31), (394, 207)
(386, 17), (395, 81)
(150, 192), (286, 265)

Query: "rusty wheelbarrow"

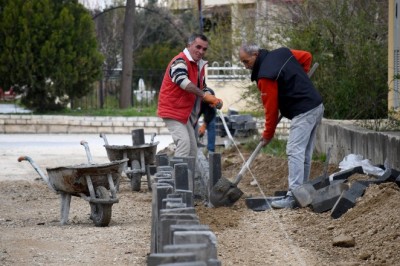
(100, 132), (159, 192)
(18, 141), (127, 227)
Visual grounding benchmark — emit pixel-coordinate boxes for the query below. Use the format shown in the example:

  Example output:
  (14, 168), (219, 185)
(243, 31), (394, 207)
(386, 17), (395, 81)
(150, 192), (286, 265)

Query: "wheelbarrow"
(18, 141), (128, 227)
(100, 133), (159, 192)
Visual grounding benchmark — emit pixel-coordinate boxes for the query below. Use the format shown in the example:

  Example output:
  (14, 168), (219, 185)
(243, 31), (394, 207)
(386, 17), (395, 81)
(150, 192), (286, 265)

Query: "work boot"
(271, 195), (296, 209)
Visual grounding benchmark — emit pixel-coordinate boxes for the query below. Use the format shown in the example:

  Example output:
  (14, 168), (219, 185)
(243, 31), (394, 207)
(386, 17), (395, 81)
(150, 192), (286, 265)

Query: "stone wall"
(0, 114), (292, 138)
(315, 119), (400, 170)
(0, 114), (169, 135)
(4, 114), (397, 170)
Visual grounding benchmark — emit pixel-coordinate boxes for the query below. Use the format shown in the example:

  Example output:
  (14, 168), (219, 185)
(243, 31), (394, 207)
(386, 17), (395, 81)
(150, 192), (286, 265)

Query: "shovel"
(209, 114), (281, 207)
(209, 140), (266, 207)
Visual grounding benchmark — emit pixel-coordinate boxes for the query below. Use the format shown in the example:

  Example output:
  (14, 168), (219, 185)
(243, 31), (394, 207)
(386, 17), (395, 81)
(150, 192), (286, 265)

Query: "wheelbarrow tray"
(104, 142), (159, 164)
(46, 159), (127, 196)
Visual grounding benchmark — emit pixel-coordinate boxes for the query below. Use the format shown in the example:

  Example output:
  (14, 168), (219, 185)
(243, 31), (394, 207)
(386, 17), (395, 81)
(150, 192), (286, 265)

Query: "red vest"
(157, 51), (207, 124)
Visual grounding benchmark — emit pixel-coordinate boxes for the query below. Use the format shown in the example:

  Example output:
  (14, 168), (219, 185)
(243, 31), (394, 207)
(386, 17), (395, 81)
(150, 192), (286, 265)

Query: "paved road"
(0, 133), (173, 181)
(0, 103), (31, 113)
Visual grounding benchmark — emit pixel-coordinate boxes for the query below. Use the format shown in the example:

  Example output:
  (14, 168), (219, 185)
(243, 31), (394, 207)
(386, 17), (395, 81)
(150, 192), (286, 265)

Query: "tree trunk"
(119, 0), (135, 108)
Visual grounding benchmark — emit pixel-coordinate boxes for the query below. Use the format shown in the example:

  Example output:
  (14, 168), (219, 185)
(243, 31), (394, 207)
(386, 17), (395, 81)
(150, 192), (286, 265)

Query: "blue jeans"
(206, 116), (216, 152)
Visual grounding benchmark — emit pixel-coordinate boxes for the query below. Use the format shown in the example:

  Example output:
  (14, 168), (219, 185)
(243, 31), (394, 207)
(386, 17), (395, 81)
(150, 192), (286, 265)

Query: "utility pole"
(198, 0), (203, 33)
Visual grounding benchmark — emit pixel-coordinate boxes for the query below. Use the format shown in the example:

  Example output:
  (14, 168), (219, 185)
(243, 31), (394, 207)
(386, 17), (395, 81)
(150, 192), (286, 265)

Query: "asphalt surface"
(0, 103), (31, 114)
(0, 133), (173, 181)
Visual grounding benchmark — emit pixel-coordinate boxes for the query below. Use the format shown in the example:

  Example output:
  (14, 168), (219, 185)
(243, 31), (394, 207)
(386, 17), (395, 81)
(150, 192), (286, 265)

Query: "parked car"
(0, 87), (16, 101)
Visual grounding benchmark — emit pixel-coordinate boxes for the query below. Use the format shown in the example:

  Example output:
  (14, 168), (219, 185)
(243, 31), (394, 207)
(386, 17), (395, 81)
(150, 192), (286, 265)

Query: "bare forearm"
(184, 82), (205, 97)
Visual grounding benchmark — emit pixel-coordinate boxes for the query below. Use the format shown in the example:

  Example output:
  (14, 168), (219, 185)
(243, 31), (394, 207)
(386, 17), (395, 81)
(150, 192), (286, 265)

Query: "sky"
(79, 0), (114, 10)
(79, 0), (148, 10)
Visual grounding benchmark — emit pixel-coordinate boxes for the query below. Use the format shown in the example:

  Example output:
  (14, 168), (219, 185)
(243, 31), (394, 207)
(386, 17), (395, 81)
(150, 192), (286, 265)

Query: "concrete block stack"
(228, 114), (257, 137)
(291, 164), (400, 219)
(147, 153), (222, 266)
(215, 111), (257, 138)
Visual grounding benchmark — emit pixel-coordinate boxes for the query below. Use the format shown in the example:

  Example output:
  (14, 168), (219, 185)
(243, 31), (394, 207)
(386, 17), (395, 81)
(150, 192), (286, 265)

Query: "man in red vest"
(158, 33), (223, 157)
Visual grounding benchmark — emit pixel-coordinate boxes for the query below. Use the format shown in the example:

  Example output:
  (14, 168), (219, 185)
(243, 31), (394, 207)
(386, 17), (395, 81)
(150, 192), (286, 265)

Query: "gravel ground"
(1, 136), (400, 265)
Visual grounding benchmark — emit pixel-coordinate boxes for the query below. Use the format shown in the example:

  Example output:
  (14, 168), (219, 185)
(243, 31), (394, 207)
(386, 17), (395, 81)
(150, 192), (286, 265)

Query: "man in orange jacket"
(158, 33), (223, 157)
(239, 44), (324, 209)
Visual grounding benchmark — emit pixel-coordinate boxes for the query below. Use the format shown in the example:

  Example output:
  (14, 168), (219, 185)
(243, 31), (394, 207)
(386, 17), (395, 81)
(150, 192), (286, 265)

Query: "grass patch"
(312, 152), (327, 163)
(242, 138), (287, 158)
(242, 138), (327, 162)
(34, 106), (158, 117)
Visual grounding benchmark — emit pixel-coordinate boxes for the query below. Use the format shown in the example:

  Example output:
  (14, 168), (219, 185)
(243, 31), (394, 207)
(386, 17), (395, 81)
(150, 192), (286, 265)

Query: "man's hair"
(240, 43), (260, 54)
(188, 33), (208, 45)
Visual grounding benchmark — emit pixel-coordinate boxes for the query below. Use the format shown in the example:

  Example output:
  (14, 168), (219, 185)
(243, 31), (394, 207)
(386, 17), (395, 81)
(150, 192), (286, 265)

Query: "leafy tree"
(202, 8), (234, 65)
(272, 0), (388, 119)
(120, 0), (135, 108)
(93, 1), (125, 79)
(92, 1), (192, 108)
(135, 43), (181, 90)
(132, 2), (187, 92)
(232, 0), (388, 119)
(0, 0), (103, 111)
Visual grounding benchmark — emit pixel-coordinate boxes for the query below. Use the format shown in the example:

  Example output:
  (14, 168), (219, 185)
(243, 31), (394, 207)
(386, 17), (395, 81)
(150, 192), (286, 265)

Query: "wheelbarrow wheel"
(90, 186), (112, 227)
(130, 160), (142, 192)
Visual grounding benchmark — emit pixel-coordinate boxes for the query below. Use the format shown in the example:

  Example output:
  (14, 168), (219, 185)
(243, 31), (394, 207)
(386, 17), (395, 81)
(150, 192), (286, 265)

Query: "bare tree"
(120, 0), (135, 108)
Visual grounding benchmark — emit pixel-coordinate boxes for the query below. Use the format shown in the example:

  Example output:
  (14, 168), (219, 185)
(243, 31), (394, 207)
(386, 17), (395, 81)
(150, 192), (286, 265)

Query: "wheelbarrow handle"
(18, 155), (57, 193)
(99, 133), (109, 146)
(80, 140), (94, 165)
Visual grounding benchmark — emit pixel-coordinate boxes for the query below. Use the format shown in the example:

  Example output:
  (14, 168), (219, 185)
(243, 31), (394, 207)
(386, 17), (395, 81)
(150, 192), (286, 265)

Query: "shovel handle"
(233, 115), (283, 185)
(233, 141), (264, 185)
(308, 62), (319, 78)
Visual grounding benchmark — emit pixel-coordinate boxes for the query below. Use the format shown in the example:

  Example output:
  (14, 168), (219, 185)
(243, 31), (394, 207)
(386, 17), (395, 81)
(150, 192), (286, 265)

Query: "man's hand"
(198, 124), (207, 137)
(203, 94), (223, 109)
(260, 137), (272, 147)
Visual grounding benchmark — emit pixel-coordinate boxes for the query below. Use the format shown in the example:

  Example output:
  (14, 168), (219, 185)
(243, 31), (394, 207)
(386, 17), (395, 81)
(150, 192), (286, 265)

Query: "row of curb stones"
(147, 153), (222, 266)
(291, 163), (400, 218)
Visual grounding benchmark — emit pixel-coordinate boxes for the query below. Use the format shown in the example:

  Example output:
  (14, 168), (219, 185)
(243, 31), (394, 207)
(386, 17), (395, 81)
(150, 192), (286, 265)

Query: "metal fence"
(73, 63), (247, 110)
(207, 61), (250, 81)
(74, 68), (165, 109)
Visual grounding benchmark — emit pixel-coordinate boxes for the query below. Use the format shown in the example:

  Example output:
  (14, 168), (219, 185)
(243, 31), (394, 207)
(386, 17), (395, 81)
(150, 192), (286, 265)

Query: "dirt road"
(1, 135), (400, 265)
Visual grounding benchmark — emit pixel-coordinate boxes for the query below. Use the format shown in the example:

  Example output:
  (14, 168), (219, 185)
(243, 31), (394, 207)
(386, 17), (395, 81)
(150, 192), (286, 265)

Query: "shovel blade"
(209, 177), (244, 207)
(245, 196), (285, 212)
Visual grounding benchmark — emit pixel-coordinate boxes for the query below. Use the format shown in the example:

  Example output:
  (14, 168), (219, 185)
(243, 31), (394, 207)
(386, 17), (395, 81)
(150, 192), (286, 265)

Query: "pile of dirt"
(196, 148), (400, 265)
(1, 146), (399, 265)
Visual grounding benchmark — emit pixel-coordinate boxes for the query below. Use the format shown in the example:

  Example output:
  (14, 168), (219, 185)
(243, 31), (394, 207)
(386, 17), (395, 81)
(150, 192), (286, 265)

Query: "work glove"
(198, 124), (207, 137)
(203, 94), (223, 109)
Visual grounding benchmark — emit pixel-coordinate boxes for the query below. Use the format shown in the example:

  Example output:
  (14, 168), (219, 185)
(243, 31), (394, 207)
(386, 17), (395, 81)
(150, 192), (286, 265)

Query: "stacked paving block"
(291, 163), (400, 219)
(148, 153), (222, 266)
(215, 111), (257, 138)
